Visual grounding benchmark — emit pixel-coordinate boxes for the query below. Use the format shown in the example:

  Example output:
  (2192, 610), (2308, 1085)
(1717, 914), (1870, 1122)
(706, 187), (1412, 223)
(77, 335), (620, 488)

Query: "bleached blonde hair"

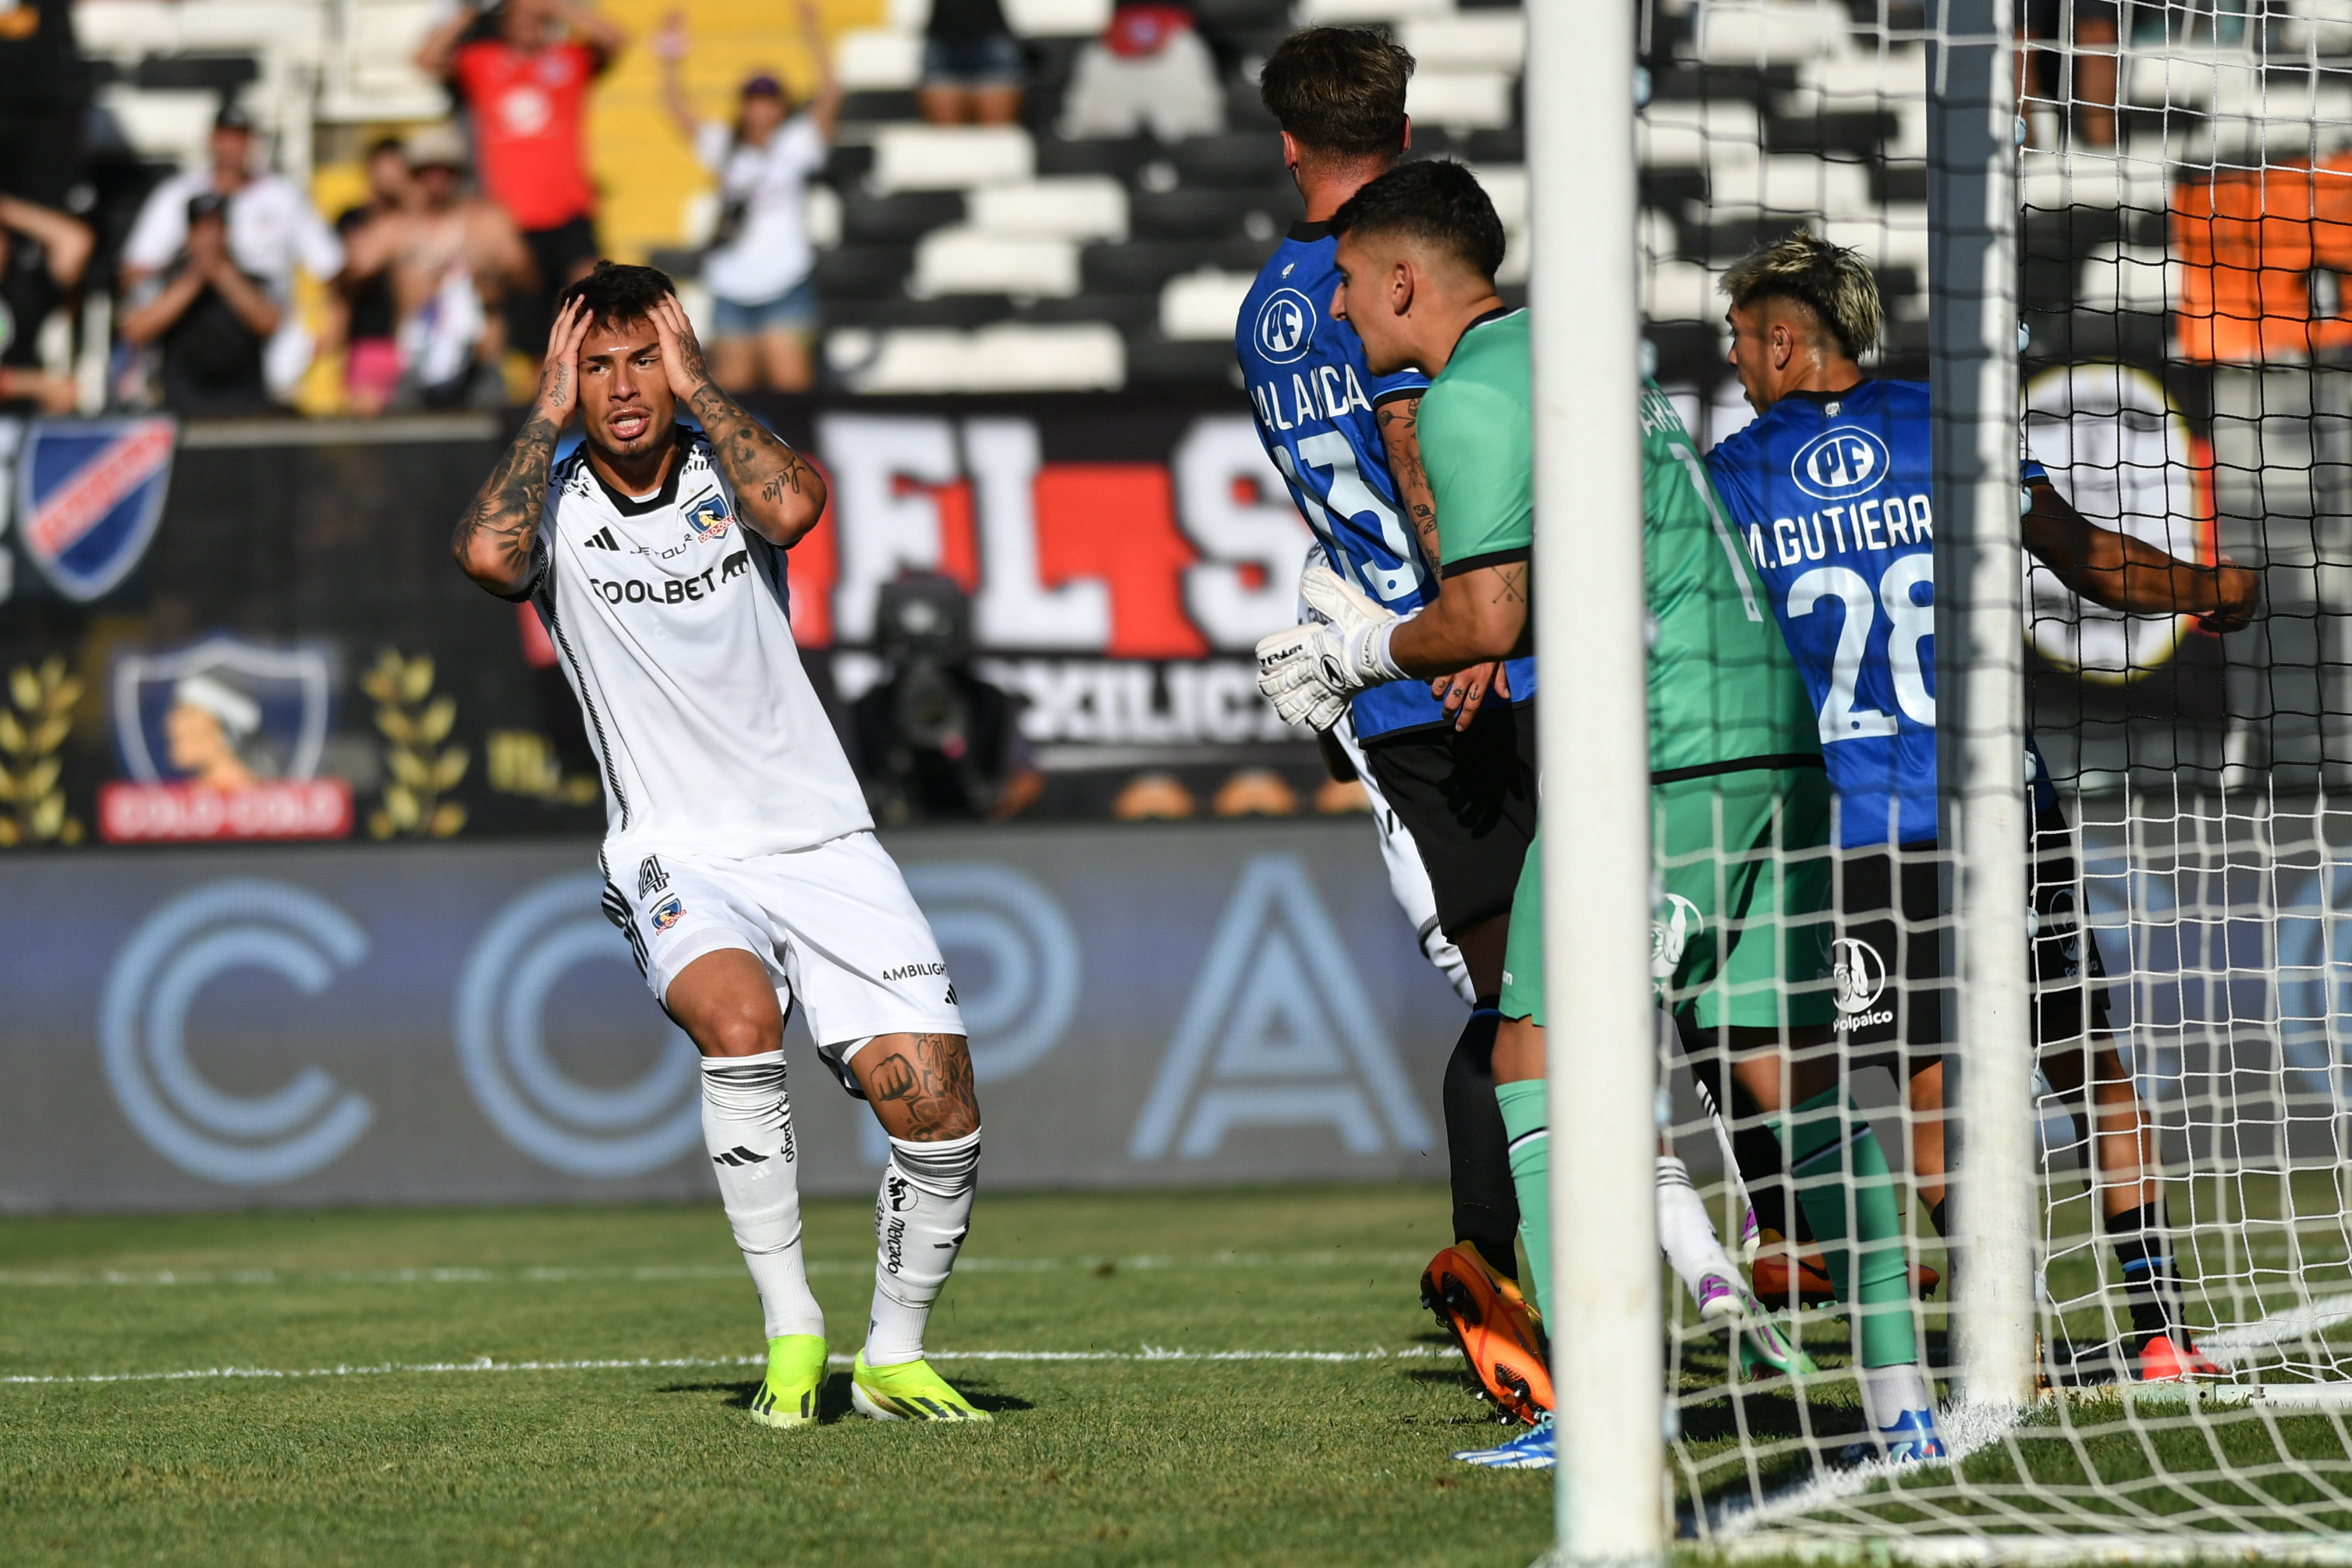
(1719, 232), (1882, 360)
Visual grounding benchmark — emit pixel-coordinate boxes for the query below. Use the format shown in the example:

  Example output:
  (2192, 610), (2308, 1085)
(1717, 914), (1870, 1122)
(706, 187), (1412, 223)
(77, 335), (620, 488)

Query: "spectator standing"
(418, 0), (625, 356)
(342, 124), (532, 409)
(119, 192), (282, 416)
(334, 137), (417, 414)
(655, 4), (839, 393)
(0, 191), (92, 413)
(919, 0), (1023, 126)
(2021, 0), (2120, 148)
(0, 0), (86, 209)
(119, 105), (344, 402)
(1057, 3), (1222, 144)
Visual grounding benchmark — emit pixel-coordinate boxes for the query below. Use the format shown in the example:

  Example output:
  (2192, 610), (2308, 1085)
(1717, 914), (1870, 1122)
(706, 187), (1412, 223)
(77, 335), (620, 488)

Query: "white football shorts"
(602, 831), (964, 1085)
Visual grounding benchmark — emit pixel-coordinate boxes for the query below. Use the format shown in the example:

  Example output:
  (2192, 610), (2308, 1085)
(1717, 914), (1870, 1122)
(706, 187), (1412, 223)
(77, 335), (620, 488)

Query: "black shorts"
(1832, 806), (2113, 1074)
(1361, 700), (1538, 942)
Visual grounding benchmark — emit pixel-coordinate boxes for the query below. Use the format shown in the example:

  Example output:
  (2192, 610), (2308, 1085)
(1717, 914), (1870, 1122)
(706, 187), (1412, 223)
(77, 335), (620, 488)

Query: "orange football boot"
(1421, 1242), (1553, 1425)
(1750, 1229), (1941, 1307)
(2134, 1332), (2226, 1382)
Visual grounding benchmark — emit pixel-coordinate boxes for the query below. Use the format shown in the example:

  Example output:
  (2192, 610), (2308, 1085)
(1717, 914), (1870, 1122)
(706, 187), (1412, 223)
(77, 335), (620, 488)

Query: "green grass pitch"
(1, 1183), (1558, 1568)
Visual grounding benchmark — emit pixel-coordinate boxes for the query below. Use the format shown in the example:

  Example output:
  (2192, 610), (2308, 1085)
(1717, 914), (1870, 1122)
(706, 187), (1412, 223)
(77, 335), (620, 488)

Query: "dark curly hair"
(1258, 27), (1414, 158)
(556, 260), (676, 333)
(1329, 159), (1506, 282)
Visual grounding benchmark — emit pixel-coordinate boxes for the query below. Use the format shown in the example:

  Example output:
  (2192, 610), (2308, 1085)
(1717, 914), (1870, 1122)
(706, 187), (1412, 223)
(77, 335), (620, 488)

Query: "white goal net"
(1627, 0), (2352, 1552)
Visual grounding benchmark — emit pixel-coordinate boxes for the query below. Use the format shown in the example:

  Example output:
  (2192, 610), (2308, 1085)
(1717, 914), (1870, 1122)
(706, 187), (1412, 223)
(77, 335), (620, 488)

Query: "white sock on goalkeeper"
(700, 1051), (825, 1340)
(866, 1129), (981, 1368)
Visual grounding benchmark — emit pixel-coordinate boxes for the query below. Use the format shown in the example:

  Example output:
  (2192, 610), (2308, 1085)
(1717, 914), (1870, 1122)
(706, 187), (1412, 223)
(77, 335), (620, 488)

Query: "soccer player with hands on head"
(453, 263), (992, 1429)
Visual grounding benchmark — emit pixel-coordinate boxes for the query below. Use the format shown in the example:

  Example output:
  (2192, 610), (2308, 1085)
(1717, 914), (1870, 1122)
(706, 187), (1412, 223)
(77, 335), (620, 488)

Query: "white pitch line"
(0, 1250), (1428, 1290)
(0, 1346), (1446, 1387)
(1708, 1400), (2029, 1539)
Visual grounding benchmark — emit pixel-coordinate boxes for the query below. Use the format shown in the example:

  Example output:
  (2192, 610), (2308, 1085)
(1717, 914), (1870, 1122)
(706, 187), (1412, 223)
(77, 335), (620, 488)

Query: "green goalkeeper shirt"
(1419, 309), (1817, 775)
(1636, 381), (1821, 777)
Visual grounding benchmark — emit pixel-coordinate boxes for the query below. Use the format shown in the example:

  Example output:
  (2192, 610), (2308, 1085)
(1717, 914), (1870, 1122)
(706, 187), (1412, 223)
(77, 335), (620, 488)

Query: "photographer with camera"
(851, 575), (1042, 825)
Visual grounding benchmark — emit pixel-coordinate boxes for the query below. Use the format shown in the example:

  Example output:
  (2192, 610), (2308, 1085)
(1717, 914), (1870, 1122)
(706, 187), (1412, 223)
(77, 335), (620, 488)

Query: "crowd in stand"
(0, 0), (1270, 420)
(0, 0), (863, 419)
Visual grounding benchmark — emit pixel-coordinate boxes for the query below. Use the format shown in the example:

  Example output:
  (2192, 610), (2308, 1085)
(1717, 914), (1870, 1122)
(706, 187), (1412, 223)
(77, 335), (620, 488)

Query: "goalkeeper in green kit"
(1254, 158), (1941, 1470)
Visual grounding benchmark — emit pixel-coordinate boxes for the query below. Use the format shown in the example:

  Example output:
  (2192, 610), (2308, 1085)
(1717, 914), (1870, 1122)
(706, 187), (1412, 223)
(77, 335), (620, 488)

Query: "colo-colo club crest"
(15, 417), (177, 601)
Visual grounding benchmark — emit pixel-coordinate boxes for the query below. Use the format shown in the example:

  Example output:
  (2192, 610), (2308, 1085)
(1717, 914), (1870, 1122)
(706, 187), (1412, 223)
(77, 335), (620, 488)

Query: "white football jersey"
(516, 427), (871, 862)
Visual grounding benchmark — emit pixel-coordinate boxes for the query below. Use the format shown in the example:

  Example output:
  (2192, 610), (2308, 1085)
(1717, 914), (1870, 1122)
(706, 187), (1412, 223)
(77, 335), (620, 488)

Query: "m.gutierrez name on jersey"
(509, 424), (872, 863)
(1236, 219), (1534, 738)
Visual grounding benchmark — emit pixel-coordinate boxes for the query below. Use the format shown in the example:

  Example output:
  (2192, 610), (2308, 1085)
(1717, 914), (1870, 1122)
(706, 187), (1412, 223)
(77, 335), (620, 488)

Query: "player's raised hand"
(648, 293), (715, 403)
(534, 296), (591, 426)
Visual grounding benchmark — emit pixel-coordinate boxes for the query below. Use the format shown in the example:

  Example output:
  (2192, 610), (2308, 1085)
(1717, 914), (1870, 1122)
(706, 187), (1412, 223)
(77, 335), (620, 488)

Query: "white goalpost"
(1527, 0), (1667, 1559)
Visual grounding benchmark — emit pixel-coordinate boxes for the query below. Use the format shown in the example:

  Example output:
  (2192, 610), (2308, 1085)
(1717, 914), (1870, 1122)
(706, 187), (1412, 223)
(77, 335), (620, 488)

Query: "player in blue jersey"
(1243, 28), (1545, 1418)
(1705, 234), (2258, 1382)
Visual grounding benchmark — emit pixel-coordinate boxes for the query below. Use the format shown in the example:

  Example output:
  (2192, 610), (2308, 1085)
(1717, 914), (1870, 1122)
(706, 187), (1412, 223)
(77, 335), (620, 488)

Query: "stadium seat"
(1406, 72), (1517, 133)
(912, 229), (1083, 298)
(1168, 133), (1288, 187)
(836, 29), (924, 93)
(814, 246), (918, 300)
(1687, 2), (1851, 66)
(1398, 12), (1524, 73)
(1706, 154), (1874, 217)
(829, 322), (1124, 393)
(1644, 259), (1720, 325)
(1130, 188), (1293, 241)
(967, 178), (1129, 242)
(1296, 0), (1454, 23)
(1158, 268), (1255, 342)
(1002, 0), (1112, 37)
(842, 190), (967, 246)
(870, 125), (1039, 193)
(1034, 136), (1160, 181)
(2077, 240), (2175, 317)
(1083, 239), (1270, 294)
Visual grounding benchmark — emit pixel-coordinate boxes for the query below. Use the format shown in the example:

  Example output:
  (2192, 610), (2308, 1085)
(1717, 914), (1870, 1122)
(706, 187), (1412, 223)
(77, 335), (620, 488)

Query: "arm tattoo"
(685, 381), (822, 534)
(451, 414), (561, 585)
(864, 1033), (980, 1140)
(1491, 563), (1528, 606)
(1377, 398), (1442, 560)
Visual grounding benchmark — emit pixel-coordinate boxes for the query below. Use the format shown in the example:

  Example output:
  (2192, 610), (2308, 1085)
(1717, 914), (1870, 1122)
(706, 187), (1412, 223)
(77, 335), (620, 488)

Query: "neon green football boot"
(747, 1334), (829, 1428)
(850, 1353), (992, 1422)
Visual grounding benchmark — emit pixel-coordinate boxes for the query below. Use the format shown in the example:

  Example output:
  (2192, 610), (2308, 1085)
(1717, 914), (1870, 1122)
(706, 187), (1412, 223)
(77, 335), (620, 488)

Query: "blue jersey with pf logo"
(1236, 221), (1533, 739)
(1707, 381), (2047, 847)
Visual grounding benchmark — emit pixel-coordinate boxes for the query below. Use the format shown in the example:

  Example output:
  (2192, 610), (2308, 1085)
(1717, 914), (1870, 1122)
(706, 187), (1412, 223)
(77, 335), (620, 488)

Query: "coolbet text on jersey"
(1705, 381), (2050, 848)
(1235, 219), (1533, 737)
(510, 427), (873, 868)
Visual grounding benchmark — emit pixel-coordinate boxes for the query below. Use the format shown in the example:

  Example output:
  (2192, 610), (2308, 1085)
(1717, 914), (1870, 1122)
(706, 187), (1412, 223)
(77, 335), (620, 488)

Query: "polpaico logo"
(99, 879), (374, 1184)
(455, 874), (703, 1177)
(1832, 935), (1893, 1032)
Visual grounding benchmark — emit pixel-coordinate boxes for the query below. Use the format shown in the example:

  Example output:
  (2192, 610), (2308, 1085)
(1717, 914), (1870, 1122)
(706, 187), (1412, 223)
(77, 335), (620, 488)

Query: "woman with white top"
(656, 2), (840, 392)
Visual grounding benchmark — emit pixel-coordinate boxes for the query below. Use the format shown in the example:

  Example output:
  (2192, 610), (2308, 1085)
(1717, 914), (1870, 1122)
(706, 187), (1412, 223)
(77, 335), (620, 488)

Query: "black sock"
(1926, 1197), (1949, 1239)
(2105, 1199), (2181, 1342)
(1675, 1016), (1793, 1240)
(1443, 1002), (1520, 1278)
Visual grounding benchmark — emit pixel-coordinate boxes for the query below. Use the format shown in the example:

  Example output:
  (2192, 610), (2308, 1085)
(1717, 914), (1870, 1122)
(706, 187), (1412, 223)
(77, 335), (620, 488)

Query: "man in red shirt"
(418, 0), (626, 354)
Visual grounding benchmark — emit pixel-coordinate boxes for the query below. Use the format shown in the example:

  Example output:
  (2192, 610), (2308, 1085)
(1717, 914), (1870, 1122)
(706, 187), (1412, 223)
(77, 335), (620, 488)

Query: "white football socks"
(1656, 1155), (1742, 1311)
(700, 1052), (825, 1340)
(1861, 1363), (1939, 1430)
(864, 1128), (981, 1368)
